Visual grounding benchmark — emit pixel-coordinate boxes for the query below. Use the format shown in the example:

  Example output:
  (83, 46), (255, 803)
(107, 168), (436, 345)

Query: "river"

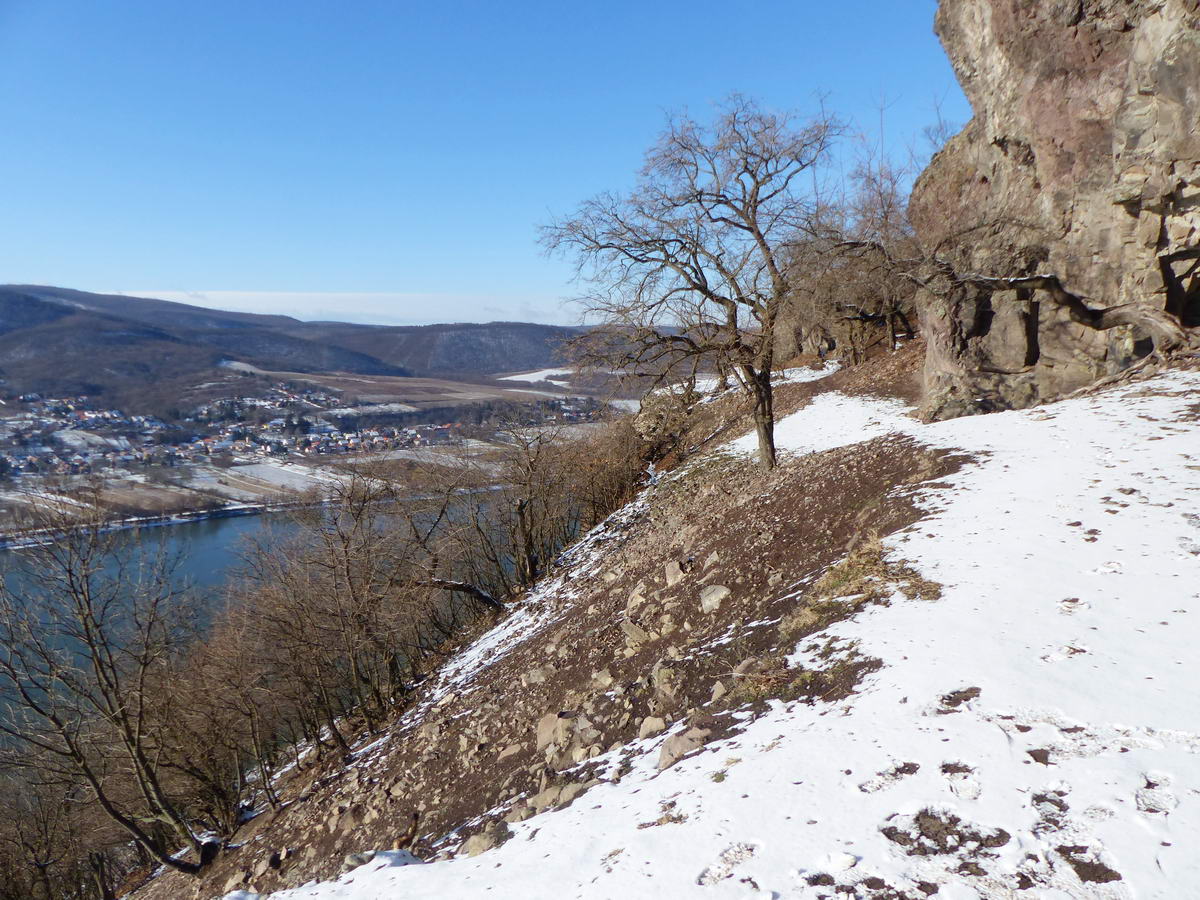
(0, 510), (294, 600)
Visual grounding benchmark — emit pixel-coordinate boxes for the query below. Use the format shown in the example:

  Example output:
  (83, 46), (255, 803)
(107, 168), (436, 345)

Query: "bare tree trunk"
(746, 368), (777, 469)
(249, 714), (280, 810)
(88, 851), (115, 900)
(34, 864), (54, 900)
(716, 357), (731, 392)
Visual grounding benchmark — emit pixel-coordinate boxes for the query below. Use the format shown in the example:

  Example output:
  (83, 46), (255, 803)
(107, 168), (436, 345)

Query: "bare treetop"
(543, 95), (841, 468)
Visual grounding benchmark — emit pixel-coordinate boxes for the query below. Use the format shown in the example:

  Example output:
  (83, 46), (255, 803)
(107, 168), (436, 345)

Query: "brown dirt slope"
(132, 347), (953, 900)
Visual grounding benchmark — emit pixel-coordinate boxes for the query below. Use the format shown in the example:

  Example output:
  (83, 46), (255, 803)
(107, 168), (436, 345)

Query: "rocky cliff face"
(911, 0), (1200, 419)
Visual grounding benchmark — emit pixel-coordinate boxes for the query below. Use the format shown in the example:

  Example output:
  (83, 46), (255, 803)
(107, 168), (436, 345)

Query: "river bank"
(0, 501), (314, 595)
(0, 496), (319, 551)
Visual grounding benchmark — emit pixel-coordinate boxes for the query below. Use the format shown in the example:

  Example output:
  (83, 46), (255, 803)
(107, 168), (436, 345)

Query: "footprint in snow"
(696, 842), (757, 886)
(941, 761), (982, 800)
(989, 713), (1172, 761)
(1041, 643), (1090, 663)
(1135, 772), (1178, 816)
(857, 761), (920, 793)
(1058, 597), (1091, 615)
(933, 686), (982, 715)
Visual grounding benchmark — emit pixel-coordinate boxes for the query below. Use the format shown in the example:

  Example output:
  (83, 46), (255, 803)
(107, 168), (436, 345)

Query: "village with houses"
(0, 375), (607, 535)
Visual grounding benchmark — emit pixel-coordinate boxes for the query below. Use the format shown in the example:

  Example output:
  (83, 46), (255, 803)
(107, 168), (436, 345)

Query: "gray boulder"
(658, 726), (712, 770)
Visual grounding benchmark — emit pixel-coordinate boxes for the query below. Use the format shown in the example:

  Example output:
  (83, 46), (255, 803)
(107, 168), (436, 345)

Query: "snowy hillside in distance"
(224, 369), (1200, 899)
(497, 368), (573, 383)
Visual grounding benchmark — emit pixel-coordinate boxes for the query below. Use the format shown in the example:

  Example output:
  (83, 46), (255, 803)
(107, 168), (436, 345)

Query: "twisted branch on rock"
(954, 273), (1191, 350)
(838, 240), (1199, 355)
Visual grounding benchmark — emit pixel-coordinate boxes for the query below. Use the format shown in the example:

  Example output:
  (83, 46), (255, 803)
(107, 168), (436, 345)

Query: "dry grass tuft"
(780, 536), (940, 642)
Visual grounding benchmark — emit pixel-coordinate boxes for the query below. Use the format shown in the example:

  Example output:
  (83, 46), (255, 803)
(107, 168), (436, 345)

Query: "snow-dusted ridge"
(497, 368), (573, 383)
(224, 370), (1200, 898)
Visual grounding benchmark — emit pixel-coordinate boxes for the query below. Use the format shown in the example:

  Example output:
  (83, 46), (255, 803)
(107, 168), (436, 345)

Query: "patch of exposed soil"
(880, 808), (1011, 858)
(1056, 845), (1123, 883)
(937, 686), (981, 713)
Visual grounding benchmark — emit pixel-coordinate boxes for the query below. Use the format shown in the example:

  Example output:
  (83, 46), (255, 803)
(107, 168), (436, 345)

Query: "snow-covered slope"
(225, 370), (1200, 899)
(497, 368), (573, 383)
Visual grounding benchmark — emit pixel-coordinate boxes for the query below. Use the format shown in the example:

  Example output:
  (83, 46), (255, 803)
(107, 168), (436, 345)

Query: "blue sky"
(0, 1), (969, 325)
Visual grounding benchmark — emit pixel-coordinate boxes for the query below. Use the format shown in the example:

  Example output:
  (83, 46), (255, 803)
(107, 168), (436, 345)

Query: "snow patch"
(497, 369), (573, 383)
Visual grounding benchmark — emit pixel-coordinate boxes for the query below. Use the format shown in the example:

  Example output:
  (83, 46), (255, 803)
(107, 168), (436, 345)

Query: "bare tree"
(237, 473), (429, 743)
(0, 503), (208, 875)
(775, 114), (925, 367)
(837, 137), (921, 358)
(543, 95), (841, 468)
(0, 772), (77, 900)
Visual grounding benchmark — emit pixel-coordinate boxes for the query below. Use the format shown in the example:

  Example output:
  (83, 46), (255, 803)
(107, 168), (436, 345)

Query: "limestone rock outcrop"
(911, 0), (1200, 419)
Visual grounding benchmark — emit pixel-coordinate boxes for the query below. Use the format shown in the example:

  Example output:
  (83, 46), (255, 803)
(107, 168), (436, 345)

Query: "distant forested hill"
(286, 320), (584, 377)
(0, 285), (580, 403)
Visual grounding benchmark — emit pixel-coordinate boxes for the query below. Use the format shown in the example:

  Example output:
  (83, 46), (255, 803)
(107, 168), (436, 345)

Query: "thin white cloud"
(115, 290), (577, 327)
